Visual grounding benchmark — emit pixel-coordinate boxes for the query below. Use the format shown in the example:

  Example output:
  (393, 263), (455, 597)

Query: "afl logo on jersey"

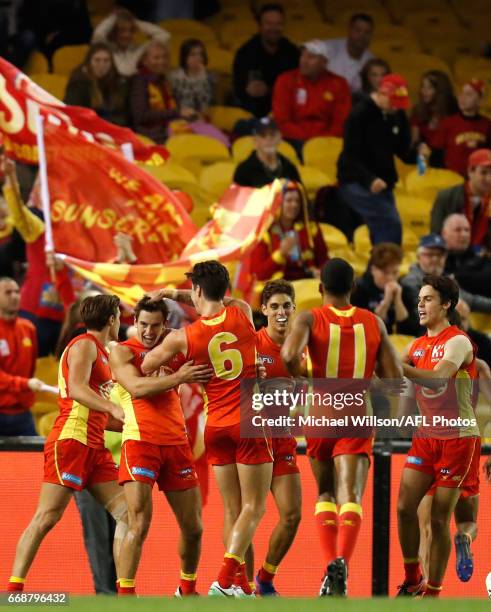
(413, 349), (425, 358)
(259, 355), (274, 364)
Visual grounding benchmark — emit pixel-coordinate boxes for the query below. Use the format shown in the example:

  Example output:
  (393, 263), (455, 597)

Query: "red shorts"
(44, 439), (118, 491)
(272, 436), (299, 477)
(205, 423), (273, 466)
(306, 436), (373, 462)
(406, 436), (480, 491)
(119, 440), (198, 492)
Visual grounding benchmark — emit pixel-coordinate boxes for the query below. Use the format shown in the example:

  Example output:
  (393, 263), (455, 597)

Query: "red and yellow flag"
(0, 57), (168, 164)
(44, 118), (196, 264)
(62, 181), (283, 306)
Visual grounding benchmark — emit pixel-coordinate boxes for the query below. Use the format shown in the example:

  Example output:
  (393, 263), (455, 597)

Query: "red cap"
(465, 79), (485, 97)
(468, 148), (491, 169)
(379, 74), (410, 110)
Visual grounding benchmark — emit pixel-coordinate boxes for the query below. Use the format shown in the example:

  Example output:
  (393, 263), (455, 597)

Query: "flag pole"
(35, 110), (55, 280)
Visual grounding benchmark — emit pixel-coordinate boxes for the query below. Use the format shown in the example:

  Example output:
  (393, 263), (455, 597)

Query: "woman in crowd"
(130, 40), (195, 143)
(410, 70), (458, 167)
(354, 57), (391, 104)
(64, 43), (129, 126)
(250, 181), (328, 282)
(92, 8), (170, 77)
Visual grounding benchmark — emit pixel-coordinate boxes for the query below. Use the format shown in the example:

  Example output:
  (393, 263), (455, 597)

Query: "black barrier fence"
(1, 436), (490, 596)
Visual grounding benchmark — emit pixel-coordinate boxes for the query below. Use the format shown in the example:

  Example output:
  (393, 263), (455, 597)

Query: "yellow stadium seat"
(405, 168), (464, 199)
(319, 223), (354, 259)
(284, 5), (323, 23)
(37, 411), (59, 438)
(34, 356), (59, 408)
(291, 279), (322, 311)
(219, 20), (258, 50)
(208, 106), (252, 132)
(30, 73), (68, 101)
(52, 44), (89, 75)
(299, 166), (333, 199)
(25, 51), (49, 75)
(216, 3), (255, 23)
(353, 225), (419, 259)
(333, 7), (390, 27)
(206, 46), (234, 75)
(387, 0), (451, 22)
(142, 161), (198, 186)
(371, 24), (419, 42)
(136, 133), (156, 146)
(303, 137), (343, 176)
(394, 160), (415, 190)
(277, 140), (300, 164)
(159, 19), (217, 44)
(199, 161), (236, 199)
(32, 400), (57, 417)
(454, 57), (491, 84)
(469, 312), (491, 333)
(166, 134), (230, 164)
(284, 22), (337, 46)
(396, 193), (432, 238)
(231, 136), (299, 164)
(371, 39), (422, 58)
(389, 334), (416, 356)
(387, 53), (452, 78)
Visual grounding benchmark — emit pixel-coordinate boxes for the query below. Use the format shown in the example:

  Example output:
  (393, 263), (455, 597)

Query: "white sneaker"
(208, 581), (235, 597)
(174, 587), (182, 598)
(233, 586), (256, 598)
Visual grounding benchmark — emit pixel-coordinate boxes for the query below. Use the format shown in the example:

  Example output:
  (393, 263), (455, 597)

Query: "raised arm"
(141, 328), (187, 375)
(403, 335), (472, 381)
(281, 310), (313, 377)
(67, 339), (123, 420)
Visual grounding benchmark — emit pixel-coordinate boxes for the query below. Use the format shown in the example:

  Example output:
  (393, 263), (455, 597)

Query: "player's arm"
(141, 328), (187, 375)
(67, 339), (123, 420)
(110, 343), (212, 397)
(375, 316), (403, 379)
(477, 358), (491, 405)
(281, 310), (313, 377)
(403, 335), (473, 382)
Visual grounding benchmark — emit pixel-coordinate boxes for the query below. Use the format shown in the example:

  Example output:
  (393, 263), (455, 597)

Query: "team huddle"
(5, 258), (490, 598)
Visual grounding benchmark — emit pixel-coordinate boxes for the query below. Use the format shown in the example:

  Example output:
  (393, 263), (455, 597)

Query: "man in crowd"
(324, 13), (374, 93)
(233, 118), (300, 188)
(0, 276), (43, 436)
(272, 39), (351, 153)
(437, 80), (491, 177)
(337, 74), (411, 245)
(431, 148), (491, 251)
(441, 214), (491, 298)
(233, 3), (299, 118)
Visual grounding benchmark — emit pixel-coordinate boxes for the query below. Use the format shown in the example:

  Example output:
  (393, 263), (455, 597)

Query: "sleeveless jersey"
(185, 305), (257, 427)
(409, 325), (479, 438)
(49, 333), (112, 448)
(256, 327), (290, 378)
(116, 337), (188, 446)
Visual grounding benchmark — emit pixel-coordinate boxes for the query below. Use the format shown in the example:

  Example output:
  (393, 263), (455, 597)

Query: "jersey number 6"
(208, 332), (244, 381)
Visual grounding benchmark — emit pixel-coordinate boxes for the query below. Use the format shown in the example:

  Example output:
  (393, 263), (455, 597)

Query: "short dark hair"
(370, 242), (403, 269)
(179, 38), (208, 69)
(134, 296), (168, 322)
(257, 3), (284, 22)
(80, 294), (120, 331)
(321, 258), (354, 296)
(185, 260), (230, 301)
(360, 57), (391, 94)
(349, 13), (374, 27)
(422, 274), (459, 315)
(261, 280), (295, 306)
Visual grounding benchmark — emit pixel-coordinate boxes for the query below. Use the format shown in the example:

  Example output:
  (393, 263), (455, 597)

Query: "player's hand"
(279, 234), (297, 258)
(177, 361), (213, 384)
(370, 178), (387, 194)
(483, 456), (491, 483)
(28, 378), (45, 392)
(257, 362), (266, 379)
(145, 288), (167, 303)
(383, 281), (397, 301)
(371, 377), (407, 395)
(109, 404), (125, 422)
(418, 142), (431, 157)
(0, 154), (16, 178)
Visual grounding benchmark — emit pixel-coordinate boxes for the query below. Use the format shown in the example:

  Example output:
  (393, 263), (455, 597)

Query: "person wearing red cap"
(337, 73), (413, 245)
(431, 148), (491, 250)
(434, 80), (491, 176)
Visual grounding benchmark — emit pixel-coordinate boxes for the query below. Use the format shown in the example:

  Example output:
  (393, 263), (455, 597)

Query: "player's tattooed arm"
(68, 339), (124, 421)
(281, 310), (313, 377)
(141, 328), (187, 374)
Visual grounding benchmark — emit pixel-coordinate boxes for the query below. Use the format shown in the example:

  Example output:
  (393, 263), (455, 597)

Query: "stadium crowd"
(1, 0), (491, 600)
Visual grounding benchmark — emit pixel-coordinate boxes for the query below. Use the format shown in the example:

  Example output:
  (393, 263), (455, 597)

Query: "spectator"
(169, 38), (216, 117)
(232, 3), (299, 118)
(272, 40), (351, 152)
(456, 299), (491, 367)
(92, 8), (170, 77)
(337, 73), (412, 245)
(0, 190), (25, 280)
(442, 213), (491, 297)
(436, 79), (491, 176)
(324, 13), (374, 93)
(401, 234), (491, 333)
(233, 117), (300, 187)
(351, 242), (418, 335)
(431, 148), (491, 250)
(410, 70), (458, 168)
(0, 276), (43, 436)
(353, 57), (390, 104)
(250, 181), (328, 282)
(64, 43), (129, 126)
(130, 41), (195, 143)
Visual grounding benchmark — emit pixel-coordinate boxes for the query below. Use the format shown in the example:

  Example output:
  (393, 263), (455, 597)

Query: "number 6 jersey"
(185, 305), (257, 427)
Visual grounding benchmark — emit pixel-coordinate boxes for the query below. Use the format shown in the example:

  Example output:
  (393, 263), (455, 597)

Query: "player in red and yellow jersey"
(7, 295), (127, 593)
(282, 258), (402, 596)
(253, 280), (302, 596)
(110, 296), (212, 596)
(141, 261), (272, 598)
(397, 275), (481, 598)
